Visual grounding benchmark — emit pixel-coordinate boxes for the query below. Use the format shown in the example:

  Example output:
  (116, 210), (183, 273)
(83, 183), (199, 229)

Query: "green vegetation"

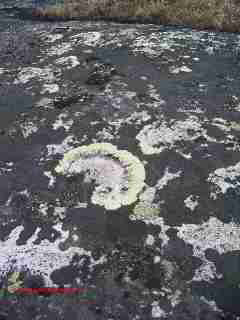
(34, 0), (240, 32)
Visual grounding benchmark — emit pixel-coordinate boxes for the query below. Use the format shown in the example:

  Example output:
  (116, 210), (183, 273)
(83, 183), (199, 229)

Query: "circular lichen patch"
(55, 143), (146, 210)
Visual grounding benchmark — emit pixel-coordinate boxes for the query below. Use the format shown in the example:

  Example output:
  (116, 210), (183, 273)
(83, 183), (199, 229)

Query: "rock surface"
(0, 2), (240, 319)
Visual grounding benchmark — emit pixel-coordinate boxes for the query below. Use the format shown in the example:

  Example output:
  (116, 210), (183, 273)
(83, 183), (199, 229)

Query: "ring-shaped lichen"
(55, 143), (146, 210)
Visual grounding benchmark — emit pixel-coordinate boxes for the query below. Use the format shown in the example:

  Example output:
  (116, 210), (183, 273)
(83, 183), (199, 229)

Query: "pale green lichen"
(132, 186), (160, 219)
(55, 143), (146, 210)
(230, 121), (240, 131)
(133, 202), (160, 219)
(7, 271), (23, 293)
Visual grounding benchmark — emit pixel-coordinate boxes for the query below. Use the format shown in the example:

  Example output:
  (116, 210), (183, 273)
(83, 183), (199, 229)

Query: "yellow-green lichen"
(133, 202), (160, 219)
(7, 271), (23, 293)
(132, 186), (160, 219)
(55, 143), (146, 210)
(230, 121), (240, 131)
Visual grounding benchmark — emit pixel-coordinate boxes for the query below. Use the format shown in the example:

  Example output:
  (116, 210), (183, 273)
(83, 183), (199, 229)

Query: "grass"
(33, 0), (240, 32)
